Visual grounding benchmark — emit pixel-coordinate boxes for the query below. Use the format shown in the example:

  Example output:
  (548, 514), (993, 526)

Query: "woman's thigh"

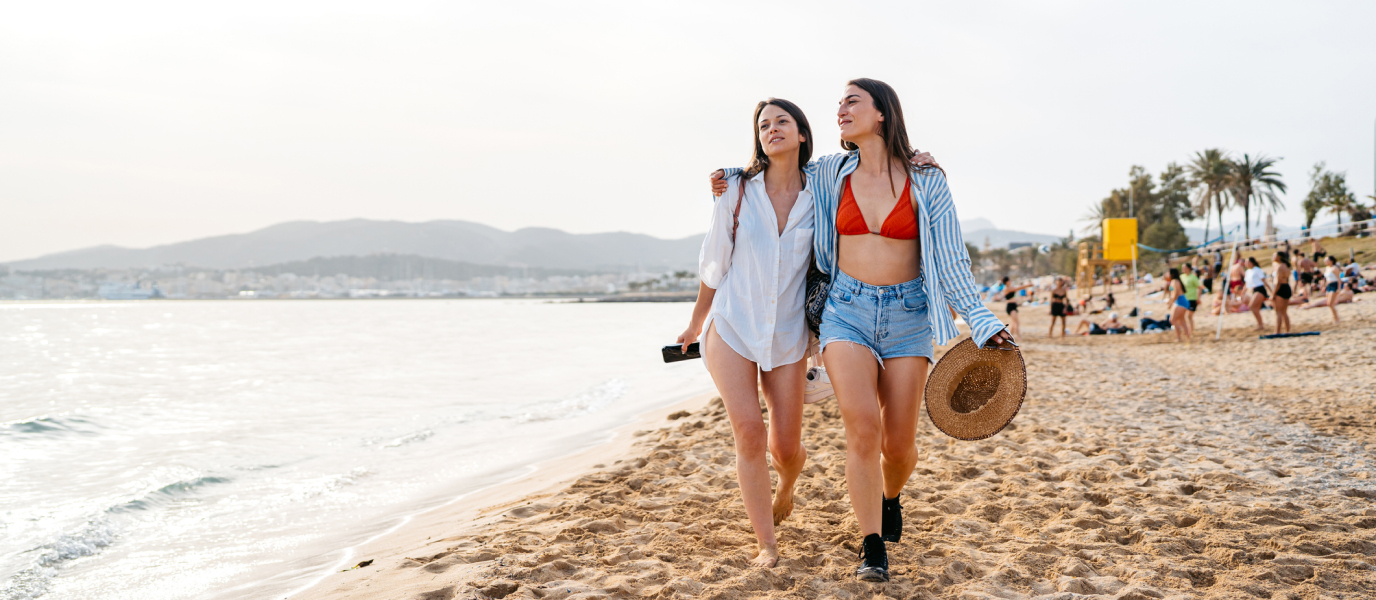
(876, 356), (929, 441)
(759, 358), (806, 444)
(703, 323), (765, 430)
(823, 342), (882, 434)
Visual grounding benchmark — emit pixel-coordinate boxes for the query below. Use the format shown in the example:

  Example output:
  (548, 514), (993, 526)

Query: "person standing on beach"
(1047, 276), (1069, 337)
(999, 276), (1034, 341)
(1244, 257), (1269, 331)
(1271, 251), (1293, 335)
(676, 99), (817, 568)
(1228, 255), (1246, 300)
(1167, 268), (1192, 343)
(1179, 264), (1200, 333)
(1322, 255), (1342, 324)
(790, 79), (1010, 583)
(1297, 251), (1316, 294)
(703, 81), (978, 582)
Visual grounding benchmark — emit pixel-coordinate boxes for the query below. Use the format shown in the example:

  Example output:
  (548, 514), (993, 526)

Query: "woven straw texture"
(925, 338), (1027, 440)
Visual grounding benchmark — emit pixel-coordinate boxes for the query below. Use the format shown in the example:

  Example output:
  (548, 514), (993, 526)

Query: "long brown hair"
(740, 98), (812, 188)
(841, 78), (937, 194)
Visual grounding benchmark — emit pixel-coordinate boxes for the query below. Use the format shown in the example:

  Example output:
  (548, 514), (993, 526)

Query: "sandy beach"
(300, 294), (1376, 600)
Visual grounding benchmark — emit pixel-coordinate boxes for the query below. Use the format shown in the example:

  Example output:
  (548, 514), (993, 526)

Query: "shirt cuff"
(967, 312), (1007, 348)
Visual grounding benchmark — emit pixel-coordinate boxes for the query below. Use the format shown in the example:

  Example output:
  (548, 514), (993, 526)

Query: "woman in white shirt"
(675, 98), (815, 568)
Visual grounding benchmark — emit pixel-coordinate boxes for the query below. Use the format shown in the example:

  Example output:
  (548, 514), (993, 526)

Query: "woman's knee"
(770, 438), (804, 464)
(881, 436), (917, 463)
(731, 420), (768, 455)
(844, 418), (882, 457)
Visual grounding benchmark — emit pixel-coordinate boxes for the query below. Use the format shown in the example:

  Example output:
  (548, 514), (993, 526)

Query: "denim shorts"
(818, 270), (934, 366)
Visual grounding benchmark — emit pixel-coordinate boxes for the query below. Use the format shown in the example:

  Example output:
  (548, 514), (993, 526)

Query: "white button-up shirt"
(699, 172), (813, 371)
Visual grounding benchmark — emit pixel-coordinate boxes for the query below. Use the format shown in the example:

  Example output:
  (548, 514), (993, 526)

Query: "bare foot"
(772, 486), (795, 526)
(751, 545), (780, 568)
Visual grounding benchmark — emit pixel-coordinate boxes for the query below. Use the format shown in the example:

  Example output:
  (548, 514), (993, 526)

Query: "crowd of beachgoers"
(989, 237), (1371, 344)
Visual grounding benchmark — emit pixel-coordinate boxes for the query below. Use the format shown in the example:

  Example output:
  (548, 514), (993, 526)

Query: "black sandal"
(856, 533), (889, 582)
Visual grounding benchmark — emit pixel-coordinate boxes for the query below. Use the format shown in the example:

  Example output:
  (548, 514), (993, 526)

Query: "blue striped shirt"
(721, 152), (1006, 348)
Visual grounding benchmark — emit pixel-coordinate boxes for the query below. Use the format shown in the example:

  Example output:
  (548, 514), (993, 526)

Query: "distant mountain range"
(958, 218), (1063, 249)
(5, 218), (1065, 272)
(5, 220), (703, 272)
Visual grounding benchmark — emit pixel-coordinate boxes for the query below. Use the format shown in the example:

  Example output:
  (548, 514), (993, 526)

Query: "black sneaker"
(881, 495), (902, 542)
(856, 533), (889, 582)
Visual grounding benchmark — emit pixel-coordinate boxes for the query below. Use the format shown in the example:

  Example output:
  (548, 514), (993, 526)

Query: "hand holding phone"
(662, 342), (701, 363)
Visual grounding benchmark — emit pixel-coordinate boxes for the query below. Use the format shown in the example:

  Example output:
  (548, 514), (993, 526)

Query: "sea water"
(0, 300), (714, 599)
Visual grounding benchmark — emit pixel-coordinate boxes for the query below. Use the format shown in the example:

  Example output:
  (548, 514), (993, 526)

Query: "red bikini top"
(836, 175), (918, 240)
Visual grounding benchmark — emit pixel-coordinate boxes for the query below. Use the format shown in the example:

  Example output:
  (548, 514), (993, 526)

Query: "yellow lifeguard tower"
(1075, 219), (1137, 298)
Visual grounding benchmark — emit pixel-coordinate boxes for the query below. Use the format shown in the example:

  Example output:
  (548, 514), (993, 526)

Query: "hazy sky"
(3, 1), (1374, 262)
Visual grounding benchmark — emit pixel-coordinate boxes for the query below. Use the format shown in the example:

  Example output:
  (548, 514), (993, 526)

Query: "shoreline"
(294, 391), (719, 599)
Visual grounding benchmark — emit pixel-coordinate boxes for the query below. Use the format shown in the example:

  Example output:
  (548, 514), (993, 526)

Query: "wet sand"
(301, 294), (1376, 600)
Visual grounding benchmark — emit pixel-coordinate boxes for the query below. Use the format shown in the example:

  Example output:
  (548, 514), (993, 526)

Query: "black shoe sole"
(880, 532), (901, 543)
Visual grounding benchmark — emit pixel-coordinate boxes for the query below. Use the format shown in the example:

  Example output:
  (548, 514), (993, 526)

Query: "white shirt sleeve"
(699, 177), (740, 289)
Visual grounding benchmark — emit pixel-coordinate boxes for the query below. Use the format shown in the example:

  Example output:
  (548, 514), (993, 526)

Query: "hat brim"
(925, 338), (1027, 441)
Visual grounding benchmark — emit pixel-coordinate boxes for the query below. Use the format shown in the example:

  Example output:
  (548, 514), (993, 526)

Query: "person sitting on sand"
(1301, 286), (1355, 309)
(1075, 312), (1128, 335)
(1210, 293), (1248, 316)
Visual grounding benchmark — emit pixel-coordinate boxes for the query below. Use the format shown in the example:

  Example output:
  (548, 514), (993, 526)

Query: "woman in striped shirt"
(712, 79), (1010, 582)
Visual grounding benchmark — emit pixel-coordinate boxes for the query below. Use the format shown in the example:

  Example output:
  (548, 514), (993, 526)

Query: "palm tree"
(1228, 154), (1287, 238)
(1187, 149), (1232, 244)
(1079, 202), (1106, 237)
(1328, 189), (1356, 228)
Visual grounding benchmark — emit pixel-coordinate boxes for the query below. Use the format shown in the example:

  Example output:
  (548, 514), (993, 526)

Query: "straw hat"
(925, 338), (1027, 440)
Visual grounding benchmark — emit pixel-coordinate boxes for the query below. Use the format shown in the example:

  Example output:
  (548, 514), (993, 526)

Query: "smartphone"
(662, 342), (701, 363)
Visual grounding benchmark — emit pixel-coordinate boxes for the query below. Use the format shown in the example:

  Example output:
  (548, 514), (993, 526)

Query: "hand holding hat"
(924, 334), (1027, 441)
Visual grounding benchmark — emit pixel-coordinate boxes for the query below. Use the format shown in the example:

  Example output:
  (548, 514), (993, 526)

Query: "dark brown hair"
(740, 98), (812, 188)
(1273, 251), (1292, 268)
(841, 78), (938, 193)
